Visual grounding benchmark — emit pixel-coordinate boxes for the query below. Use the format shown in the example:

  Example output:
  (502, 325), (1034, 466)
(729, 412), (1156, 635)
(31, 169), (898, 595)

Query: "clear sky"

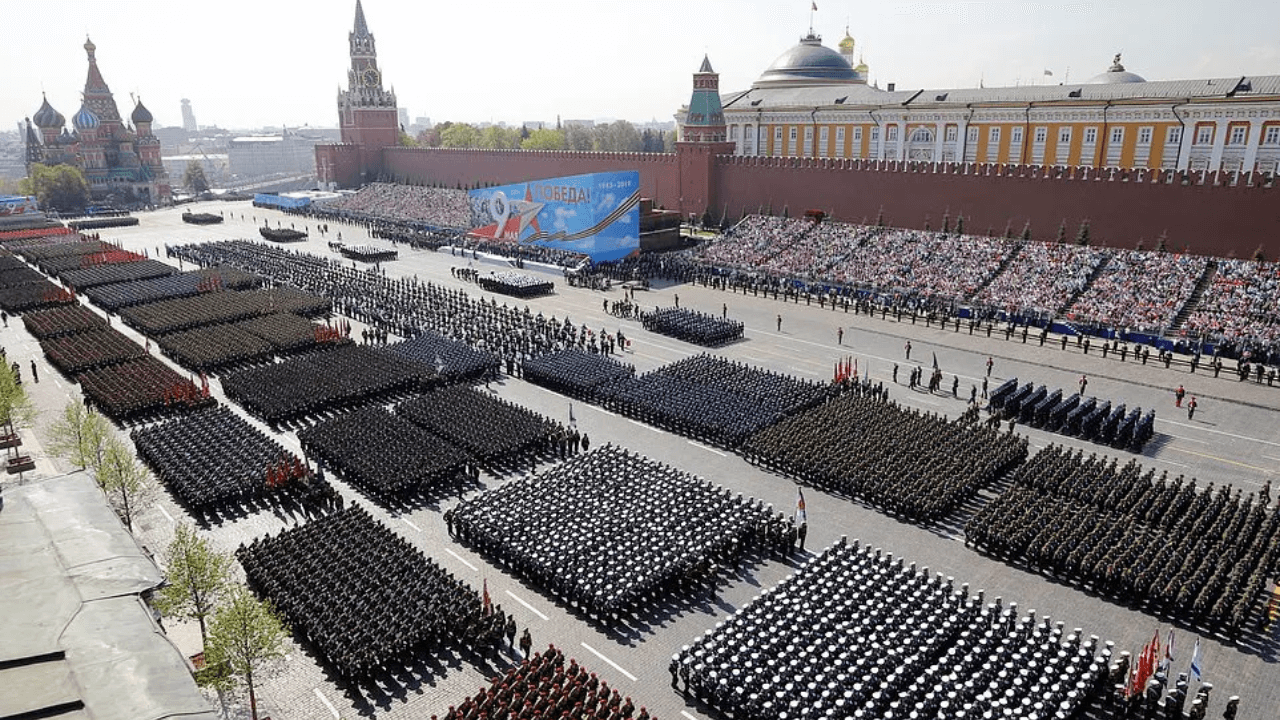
(6, 0), (1279, 133)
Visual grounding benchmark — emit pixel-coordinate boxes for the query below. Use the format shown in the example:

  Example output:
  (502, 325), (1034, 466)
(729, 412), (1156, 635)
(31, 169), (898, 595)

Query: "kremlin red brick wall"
(373, 146), (1280, 259)
(713, 157), (1280, 259)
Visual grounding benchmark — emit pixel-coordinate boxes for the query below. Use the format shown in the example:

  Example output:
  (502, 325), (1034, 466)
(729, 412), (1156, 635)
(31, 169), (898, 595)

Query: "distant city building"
(161, 153), (228, 187)
(25, 38), (170, 204)
(397, 107), (409, 131)
(180, 98), (198, 132)
(228, 130), (326, 178)
(680, 31), (1280, 173)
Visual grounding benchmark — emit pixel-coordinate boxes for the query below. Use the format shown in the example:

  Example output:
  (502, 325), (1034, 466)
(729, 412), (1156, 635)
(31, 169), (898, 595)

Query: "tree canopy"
(97, 437), (152, 531)
(0, 362), (36, 435)
(19, 164), (89, 213)
(184, 160), (210, 193)
(202, 585), (289, 720)
(155, 524), (234, 647)
(45, 401), (111, 472)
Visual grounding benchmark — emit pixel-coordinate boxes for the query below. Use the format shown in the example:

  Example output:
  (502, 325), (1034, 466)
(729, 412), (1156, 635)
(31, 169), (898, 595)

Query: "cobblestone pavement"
(6, 201), (1276, 720)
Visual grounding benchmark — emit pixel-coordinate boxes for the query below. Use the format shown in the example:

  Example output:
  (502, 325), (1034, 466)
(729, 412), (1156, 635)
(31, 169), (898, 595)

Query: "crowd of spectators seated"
(1068, 250), (1207, 334)
(1183, 258), (1280, 348)
(315, 183), (471, 228)
(974, 242), (1106, 317)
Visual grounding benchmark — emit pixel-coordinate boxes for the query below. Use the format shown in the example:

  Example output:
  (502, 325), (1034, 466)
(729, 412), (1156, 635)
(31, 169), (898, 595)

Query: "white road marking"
(688, 440), (727, 457)
(157, 506), (174, 523)
(580, 642), (637, 682)
(1162, 433), (1207, 444)
(54, 379), (62, 389)
(445, 547), (478, 571)
(682, 712), (700, 720)
(1158, 418), (1280, 448)
(313, 688), (340, 719)
(505, 589), (548, 620)
(403, 518), (422, 532)
(1263, 455), (1280, 463)
(626, 418), (654, 430)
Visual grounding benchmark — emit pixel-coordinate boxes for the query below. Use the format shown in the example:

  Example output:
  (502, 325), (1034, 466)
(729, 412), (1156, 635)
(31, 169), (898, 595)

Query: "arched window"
(909, 128), (934, 144)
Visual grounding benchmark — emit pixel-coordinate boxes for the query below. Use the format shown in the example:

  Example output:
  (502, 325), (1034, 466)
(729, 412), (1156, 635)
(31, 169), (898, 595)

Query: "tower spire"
(354, 0), (369, 36)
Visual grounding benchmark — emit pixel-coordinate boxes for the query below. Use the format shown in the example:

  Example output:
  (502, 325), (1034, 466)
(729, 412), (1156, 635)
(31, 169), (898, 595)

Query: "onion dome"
(838, 32), (855, 55)
(33, 95), (65, 129)
(73, 103), (101, 131)
(1087, 53), (1146, 84)
(131, 100), (153, 124)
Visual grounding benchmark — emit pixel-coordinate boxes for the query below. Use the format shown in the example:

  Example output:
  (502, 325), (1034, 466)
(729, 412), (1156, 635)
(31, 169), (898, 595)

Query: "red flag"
(482, 578), (492, 614)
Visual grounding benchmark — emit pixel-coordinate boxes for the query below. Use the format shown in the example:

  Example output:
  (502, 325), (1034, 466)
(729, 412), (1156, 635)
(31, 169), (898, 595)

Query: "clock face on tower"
(362, 64), (380, 88)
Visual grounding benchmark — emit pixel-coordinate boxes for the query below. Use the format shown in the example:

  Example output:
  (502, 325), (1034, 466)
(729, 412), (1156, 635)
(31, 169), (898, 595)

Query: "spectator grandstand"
(1183, 258), (1280, 346)
(316, 183), (471, 228)
(1067, 250), (1207, 335)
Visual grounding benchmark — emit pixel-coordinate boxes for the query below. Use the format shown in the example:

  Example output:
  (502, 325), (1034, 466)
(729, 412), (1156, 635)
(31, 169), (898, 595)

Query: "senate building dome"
(1086, 53), (1146, 84)
(753, 32), (865, 88)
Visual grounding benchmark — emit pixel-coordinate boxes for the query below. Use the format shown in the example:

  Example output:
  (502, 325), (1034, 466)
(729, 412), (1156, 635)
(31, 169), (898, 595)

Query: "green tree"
(1253, 245), (1267, 262)
(480, 125), (519, 150)
(155, 524), (234, 647)
(522, 128), (565, 151)
(44, 401), (111, 472)
(440, 123), (480, 148)
(398, 131), (418, 147)
(1020, 222), (1033, 242)
(416, 128), (441, 147)
(202, 585), (289, 720)
(0, 361), (36, 442)
(1056, 219), (1068, 243)
(184, 160), (210, 194)
(19, 164), (89, 213)
(1076, 219), (1091, 246)
(955, 215), (965, 235)
(563, 123), (594, 151)
(97, 437), (152, 531)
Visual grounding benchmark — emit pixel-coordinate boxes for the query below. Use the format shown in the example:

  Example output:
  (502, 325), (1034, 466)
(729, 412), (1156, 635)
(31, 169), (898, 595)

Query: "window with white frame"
(968, 126), (979, 143)
(1138, 127), (1153, 145)
(773, 126), (783, 155)
(1266, 126), (1280, 145)
(853, 127), (863, 142)
(870, 127), (880, 141)
(1195, 125), (1213, 145)
(1084, 127), (1097, 145)
(1229, 125), (1247, 145)
(788, 126), (798, 155)
(989, 127), (1001, 144)
(1059, 127), (1072, 145)
(946, 126), (958, 142)
(743, 125), (755, 154)
(910, 128), (933, 143)
(803, 126), (814, 156)
(1011, 127), (1024, 144)
(1167, 126), (1182, 146)
(886, 125), (899, 142)
(1110, 127), (1124, 145)
(836, 126), (846, 146)
(1034, 127), (1048, 144)
(819, 126), (830, 157)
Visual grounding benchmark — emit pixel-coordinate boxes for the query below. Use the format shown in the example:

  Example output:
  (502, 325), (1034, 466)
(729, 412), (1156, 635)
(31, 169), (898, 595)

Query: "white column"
(1208, 118), (1229, 171)
(1175, 124), (1194, 171)
(933, 122), (945, 161)
(1241, 119), (1264, 173)
(897, 122), (908, 161)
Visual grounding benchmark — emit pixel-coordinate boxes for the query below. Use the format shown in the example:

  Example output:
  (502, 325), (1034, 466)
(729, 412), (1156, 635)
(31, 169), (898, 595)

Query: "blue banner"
(468, 171), (641, 262)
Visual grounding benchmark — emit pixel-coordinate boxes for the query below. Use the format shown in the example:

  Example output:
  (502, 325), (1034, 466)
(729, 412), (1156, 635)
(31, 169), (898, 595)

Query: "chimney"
(887, 82), (896, 92)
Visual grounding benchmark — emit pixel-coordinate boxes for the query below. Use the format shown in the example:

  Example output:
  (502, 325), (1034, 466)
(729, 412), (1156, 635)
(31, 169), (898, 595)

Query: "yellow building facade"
(692, 35), (1280, 174)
